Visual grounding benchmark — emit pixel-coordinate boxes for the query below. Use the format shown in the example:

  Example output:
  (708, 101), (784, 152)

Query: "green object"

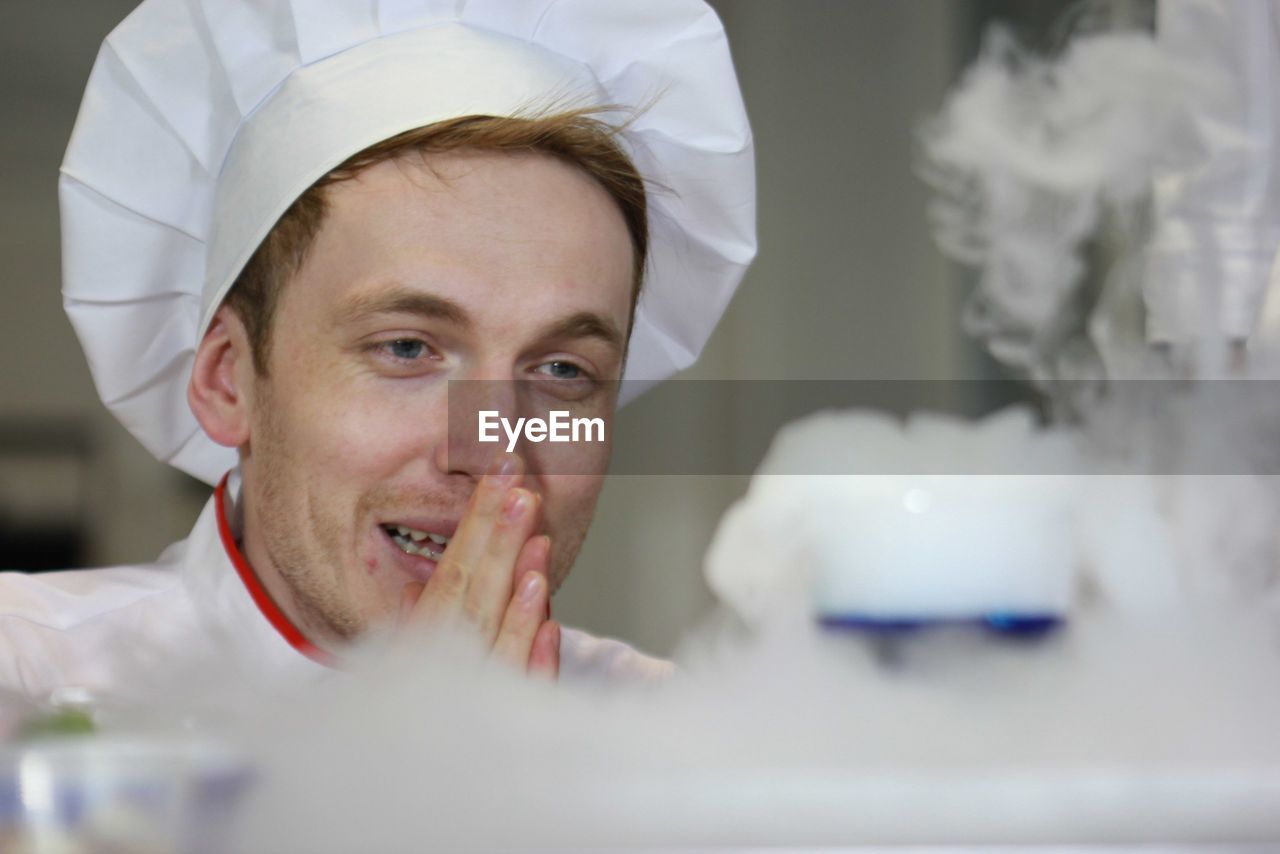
(18, 708), (96, 740)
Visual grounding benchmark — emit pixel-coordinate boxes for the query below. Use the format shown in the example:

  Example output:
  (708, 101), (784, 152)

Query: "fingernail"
(517, 570), (543, 604)
(501, 489), (529, 523)
(488, 453), (520, 485)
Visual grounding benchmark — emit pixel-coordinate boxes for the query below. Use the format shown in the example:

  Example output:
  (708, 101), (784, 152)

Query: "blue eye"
(386, 339), (427, 360)
(537, 360), (582, 380)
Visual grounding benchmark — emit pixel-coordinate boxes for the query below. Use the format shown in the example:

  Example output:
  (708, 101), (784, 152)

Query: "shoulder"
(0, 560), (183, 632)
(557, 626), (675, 686)
(0, 556), (187, 698)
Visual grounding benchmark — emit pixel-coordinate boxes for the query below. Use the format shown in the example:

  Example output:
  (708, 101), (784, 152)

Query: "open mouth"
(382, 525), (451, 561)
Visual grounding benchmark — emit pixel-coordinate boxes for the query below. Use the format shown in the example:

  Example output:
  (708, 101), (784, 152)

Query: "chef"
(0, 0), (755, 703)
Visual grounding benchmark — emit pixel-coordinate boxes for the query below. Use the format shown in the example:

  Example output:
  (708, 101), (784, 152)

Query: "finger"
(509, 534), (551, 589)
(491, 569), (549, 669)
(398, 582), (425, 626)
(414, 453), (523, 623)
(528, 619), (561, 682)
(511, 535), (552, 621)
(492, 535), (550, 663)
(461, 486), (541, 642)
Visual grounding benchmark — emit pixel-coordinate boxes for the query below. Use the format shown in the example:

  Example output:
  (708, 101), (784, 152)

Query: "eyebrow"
(534, 311), (626, 355)
(337, 285), (625, 353)
(336, 287), (472, 328)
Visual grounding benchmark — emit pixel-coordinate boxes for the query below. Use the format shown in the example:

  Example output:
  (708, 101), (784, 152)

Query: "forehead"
(281, 149), (635, 335)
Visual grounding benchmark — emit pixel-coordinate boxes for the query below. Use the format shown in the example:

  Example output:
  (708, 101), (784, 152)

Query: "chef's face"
(236, 150), (634, 641)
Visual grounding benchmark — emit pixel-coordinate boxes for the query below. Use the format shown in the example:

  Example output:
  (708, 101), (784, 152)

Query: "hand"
(399, 453), (560, 679)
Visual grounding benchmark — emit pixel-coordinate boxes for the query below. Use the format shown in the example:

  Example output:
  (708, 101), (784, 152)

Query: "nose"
(434, 377), (519, 479)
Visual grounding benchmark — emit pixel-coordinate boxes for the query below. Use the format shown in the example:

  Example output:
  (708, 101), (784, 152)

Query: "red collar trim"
(214, 474), (335, 667)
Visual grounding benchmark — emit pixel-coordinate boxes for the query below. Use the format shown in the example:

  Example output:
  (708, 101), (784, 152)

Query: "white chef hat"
(60, 0), (756, 485)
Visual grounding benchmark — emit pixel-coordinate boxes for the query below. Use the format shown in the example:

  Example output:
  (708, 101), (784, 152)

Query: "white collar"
(176, 471), (333, 693)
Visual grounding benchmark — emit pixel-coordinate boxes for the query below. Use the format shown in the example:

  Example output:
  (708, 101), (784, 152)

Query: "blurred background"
(0, 0), (1130, 656)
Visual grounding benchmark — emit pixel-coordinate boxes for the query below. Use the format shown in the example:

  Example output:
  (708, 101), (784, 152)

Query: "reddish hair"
(225, 110), (648, 374)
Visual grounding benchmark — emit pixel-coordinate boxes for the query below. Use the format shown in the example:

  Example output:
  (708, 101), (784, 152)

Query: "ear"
(188, 305), (256, 448)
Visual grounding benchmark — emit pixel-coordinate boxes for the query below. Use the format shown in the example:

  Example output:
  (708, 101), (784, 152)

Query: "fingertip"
(486, 451), (524, 486)
(529, 619), (561, 681)
(516, 567), (545, 605)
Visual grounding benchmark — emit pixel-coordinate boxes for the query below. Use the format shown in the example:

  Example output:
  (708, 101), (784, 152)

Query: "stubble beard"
(247, 381), (605, 642)
(248, 381), (366, 643)
(545, 486), (597, 596)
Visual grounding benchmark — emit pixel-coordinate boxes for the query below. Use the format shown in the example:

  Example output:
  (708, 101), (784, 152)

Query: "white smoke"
(919, 25), (1202, 385)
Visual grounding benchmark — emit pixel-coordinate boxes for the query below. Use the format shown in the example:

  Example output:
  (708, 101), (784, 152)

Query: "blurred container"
(0, 737), (250, 854)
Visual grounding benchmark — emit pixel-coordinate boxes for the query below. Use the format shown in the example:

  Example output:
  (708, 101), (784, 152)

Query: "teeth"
(393, 525), (447, 544)
(395, 525), (428, 542)
(387, 525), (448, 560)
(413, 542), (443, 560)
(394, 536), (442, 560)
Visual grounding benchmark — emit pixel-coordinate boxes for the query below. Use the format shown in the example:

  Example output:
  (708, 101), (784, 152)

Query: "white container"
(806, 474), (1077, 622)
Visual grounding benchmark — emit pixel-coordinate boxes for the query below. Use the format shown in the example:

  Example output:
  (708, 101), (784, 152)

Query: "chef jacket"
(1148, 0), (1280, 343)
(0, 474), (673, 706)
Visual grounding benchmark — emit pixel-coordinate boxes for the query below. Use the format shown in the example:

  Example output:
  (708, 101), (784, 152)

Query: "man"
(0, 0), (755, 702)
